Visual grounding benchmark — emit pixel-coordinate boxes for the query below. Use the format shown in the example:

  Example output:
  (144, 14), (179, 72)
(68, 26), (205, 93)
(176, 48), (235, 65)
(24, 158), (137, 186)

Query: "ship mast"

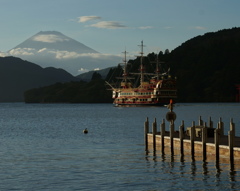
(156, 54), (160, 80)
(122, 50), (128, 84)
(138, 41), (145, 87)
(116, 50), (134, 88)
(152, 53), (165, 80)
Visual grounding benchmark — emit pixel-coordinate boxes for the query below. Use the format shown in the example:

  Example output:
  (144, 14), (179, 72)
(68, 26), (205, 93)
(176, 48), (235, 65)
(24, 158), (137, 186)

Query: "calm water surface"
(0, 103), (240, 190)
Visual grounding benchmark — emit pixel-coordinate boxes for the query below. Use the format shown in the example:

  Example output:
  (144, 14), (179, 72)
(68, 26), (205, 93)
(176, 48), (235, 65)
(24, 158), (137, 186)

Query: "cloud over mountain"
(77, 15), (156, 30)
(78, 16), (101, 23)
(32, 34), (70, 43)
(78, 15), (127, 29)
(5, 31), (121, 75)
(90, 21), (126, 29)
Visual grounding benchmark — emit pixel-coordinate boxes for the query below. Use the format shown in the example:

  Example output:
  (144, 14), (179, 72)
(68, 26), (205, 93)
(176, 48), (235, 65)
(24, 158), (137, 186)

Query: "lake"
(0, 103), (240, 190)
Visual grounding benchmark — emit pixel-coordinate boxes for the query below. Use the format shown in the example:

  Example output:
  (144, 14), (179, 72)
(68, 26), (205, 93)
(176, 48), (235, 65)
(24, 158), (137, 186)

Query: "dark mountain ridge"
(0, 56), (77, 102)
(164, 27), (240, 102)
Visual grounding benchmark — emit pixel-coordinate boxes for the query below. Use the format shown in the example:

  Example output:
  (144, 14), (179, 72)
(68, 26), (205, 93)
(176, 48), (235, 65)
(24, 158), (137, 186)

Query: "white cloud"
(38, 48), (47, 53)
(7, 47), (121, 75)
(9, 48), (35, 56)
(8, 47), (120, 61)
(48, 50), (108, 60)
(78, 16), (101, 23)
(0, 51), (8, 57)
(139, 26), (153, 29)
(32, 34), (69, 43)
(78, 68), (89, 73)
(90, 21), (126, 29)
(94, 68), (100, 71)
(49, 50), (81, 59)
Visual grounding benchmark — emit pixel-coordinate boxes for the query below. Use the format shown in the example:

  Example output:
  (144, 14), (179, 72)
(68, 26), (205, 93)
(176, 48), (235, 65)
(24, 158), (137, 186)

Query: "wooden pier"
(144, 104), (240, 164)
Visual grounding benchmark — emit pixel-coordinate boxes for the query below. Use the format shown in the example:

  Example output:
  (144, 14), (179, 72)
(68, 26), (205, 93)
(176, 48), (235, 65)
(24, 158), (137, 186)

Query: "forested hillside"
(163, 27), (240, 102)
(24, 80), (112, 103)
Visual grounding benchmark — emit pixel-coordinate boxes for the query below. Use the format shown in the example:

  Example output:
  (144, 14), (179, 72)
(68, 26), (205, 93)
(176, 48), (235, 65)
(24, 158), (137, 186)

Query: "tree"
(164, 49), (170, 55)
(91, 72), (102, 81)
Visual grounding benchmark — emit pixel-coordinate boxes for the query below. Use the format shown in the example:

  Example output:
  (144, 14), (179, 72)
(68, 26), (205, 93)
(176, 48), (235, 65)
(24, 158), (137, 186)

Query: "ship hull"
(114, 98), (176, 107)
(114, 102), (167, 107)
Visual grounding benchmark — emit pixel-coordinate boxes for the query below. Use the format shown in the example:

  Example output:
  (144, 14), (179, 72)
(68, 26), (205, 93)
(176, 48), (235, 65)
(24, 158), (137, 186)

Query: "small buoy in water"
(83, 128), (88, 134)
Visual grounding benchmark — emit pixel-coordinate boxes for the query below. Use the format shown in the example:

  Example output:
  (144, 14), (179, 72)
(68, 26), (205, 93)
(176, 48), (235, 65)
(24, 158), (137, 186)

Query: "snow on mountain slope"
(4, 31), (121, 76)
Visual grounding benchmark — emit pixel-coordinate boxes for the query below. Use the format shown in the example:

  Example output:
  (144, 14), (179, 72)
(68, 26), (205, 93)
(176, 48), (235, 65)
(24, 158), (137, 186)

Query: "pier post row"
(144, 102), (240, 164)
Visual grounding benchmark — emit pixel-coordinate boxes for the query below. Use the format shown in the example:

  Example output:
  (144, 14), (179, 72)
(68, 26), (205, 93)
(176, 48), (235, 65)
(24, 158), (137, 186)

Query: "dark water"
(0, 103), (240, 190)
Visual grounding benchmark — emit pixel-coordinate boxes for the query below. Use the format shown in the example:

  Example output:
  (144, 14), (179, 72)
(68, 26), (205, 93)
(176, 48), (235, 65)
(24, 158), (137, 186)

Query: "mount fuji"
(4, 31), (121, 75)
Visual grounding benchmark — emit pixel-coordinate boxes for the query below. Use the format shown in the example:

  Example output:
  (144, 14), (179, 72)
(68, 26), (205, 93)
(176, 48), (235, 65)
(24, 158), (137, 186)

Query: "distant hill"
(163, 27), (240, 102)
(24, 80), (112, 103)
(5, 31), (121, 75)
(76, 67), (112, 81)
(0, 56), (77, 102)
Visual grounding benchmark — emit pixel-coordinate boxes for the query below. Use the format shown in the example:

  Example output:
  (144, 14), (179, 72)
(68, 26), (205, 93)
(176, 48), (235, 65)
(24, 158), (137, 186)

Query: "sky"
(0, 0), (240, 58)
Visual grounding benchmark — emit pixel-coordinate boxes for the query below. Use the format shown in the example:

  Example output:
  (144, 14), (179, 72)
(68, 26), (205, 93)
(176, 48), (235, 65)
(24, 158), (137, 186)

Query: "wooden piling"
(209, 117), (213, 128)
(179, 120), (184, 156)
(190, 121), (195, 158)
(199, 116), (203, 126)
(144, 117), (149, 152)
(229, 130), (234, 164)
(215, 128), (220, 162)
(170, 120), (174, 154)
(161, 119), (165, 153)
(230, 118), (235, 137)
(218, 117), (224, 136)
(202, 122), (207, 161)
(152, 118), (157, 152)
(229, 119), (235, 164)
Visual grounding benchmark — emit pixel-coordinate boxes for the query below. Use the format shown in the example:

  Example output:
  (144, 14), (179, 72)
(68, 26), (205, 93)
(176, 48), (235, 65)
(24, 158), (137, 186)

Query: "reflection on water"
(146, 151), (240, 190)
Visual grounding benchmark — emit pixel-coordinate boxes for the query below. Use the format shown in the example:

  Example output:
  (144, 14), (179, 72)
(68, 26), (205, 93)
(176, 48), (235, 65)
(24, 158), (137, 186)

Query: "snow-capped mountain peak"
(10, 31), (98, 53)
(5, 31), (120, 75)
